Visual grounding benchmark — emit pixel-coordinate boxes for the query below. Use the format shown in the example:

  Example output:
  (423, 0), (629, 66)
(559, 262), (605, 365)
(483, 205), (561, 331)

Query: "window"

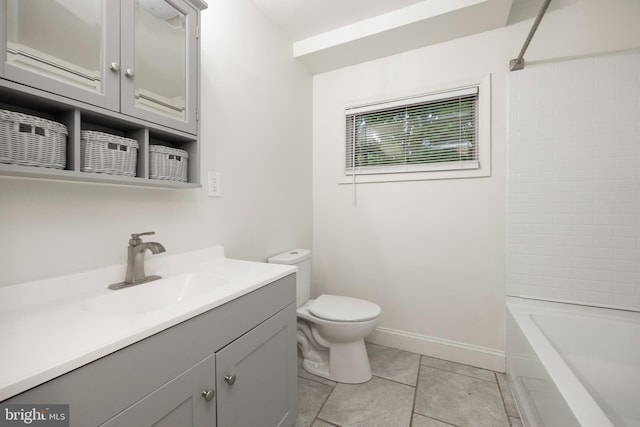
(344, 83), (488, 182)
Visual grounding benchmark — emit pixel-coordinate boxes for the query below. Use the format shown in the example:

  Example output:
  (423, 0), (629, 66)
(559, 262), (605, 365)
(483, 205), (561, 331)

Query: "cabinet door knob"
(109, 62), (120, 72)
(224, 374), (236, 385)
(201, 389), (215, 402)
(124, 68), (136, 78)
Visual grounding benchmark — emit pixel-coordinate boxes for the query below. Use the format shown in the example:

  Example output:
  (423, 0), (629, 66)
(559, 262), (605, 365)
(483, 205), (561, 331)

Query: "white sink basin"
(80, 272), (230, 316)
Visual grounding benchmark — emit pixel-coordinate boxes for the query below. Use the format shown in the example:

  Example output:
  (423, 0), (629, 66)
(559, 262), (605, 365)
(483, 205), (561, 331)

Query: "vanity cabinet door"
(0, 0), (120, 111)
(0, 0), (199, 134)
(100, 354), (217, 427)
(216, 304), (298, 427)
(120, 0), (198, 134)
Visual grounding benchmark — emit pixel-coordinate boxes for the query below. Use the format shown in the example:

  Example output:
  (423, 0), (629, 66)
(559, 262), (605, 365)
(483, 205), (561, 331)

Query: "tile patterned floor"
(296, 343), (521, 427)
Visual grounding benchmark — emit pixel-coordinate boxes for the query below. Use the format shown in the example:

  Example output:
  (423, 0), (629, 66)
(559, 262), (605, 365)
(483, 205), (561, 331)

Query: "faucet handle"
(129, 231), (155, 246)
(131, 231), (155, 239)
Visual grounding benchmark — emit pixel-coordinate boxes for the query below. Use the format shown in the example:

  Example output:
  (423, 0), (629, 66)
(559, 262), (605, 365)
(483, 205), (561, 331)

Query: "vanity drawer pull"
(224, 374), (236, 385)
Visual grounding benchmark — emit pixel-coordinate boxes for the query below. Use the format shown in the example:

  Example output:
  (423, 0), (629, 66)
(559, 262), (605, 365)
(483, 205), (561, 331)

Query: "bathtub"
(505, 296), (640, 427)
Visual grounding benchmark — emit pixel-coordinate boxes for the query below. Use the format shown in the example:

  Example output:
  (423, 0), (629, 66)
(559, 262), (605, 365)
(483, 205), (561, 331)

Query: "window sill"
(338, 165), (490, 184)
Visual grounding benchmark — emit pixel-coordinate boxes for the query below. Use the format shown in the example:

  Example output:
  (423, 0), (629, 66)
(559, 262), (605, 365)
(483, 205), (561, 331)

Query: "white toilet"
(268, 248), (381, 384)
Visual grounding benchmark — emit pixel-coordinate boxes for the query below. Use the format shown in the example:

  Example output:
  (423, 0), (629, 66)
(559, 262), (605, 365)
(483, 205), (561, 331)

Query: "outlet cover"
(207, 171), (221, 197)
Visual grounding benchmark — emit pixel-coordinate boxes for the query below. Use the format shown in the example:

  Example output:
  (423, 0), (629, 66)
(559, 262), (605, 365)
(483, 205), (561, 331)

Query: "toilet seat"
(309, 294), (381, 322)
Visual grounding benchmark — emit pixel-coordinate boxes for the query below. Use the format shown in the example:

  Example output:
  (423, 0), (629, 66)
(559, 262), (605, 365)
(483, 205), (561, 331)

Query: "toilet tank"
(268, 249), (310, 307)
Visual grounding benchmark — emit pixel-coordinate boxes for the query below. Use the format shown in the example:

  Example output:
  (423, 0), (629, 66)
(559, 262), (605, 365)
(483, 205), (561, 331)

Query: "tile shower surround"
(507, 48), (640, 310)
(296, 343), (521, 427)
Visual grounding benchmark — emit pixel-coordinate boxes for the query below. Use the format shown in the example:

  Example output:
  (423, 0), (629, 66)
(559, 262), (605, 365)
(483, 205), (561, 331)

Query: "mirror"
(6, 0), (103, 93)
(134, 0), (187, 121)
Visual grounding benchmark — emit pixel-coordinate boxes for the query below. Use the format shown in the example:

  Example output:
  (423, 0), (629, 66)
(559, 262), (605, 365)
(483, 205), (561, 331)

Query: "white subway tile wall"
(507, 49), (640, 310)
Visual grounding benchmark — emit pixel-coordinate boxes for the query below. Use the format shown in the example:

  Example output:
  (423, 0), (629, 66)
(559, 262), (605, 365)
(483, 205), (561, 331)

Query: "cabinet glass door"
(121, 0), (197, 134)
(1, 0), (120, 110)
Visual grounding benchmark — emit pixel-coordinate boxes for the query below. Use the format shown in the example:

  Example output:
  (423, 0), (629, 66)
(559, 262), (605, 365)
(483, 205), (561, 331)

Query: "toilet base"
(301, 339), (372, 384)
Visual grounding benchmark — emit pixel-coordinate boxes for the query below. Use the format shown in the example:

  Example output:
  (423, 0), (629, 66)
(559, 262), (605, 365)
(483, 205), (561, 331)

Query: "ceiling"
(250, 0), (519, 73)
(250, 0), (428, 42)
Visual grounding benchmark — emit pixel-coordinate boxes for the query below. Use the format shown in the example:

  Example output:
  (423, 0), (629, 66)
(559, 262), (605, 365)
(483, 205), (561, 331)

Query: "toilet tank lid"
(309, 294), (381, 322)
(267, 248), (311, 265)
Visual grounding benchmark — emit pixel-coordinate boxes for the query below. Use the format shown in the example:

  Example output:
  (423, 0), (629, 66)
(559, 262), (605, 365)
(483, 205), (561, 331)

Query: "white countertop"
(0, 246), (296, 401)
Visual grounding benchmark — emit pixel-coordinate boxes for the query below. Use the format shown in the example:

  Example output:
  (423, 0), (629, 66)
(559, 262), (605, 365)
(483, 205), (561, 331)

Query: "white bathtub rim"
(506, 297), (614, 427)
(506, 293), (640, 314)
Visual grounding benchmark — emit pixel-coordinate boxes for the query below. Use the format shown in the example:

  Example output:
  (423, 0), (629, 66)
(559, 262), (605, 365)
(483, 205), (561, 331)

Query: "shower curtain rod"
(509, 0), (552, 71)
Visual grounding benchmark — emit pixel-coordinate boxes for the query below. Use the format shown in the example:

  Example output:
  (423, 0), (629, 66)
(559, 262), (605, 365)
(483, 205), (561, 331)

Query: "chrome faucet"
(109, 232), (166, 290)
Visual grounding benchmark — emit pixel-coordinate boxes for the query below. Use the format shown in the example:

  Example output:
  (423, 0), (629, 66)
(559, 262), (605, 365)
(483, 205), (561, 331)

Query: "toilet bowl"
(268, 249), (381, 384)
(297, 295), (381, 383)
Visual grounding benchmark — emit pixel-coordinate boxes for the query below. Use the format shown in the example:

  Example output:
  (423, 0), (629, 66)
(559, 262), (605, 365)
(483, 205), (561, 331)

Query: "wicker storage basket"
(0, 109), (68, 169)
(149, 145), (189, 182)
(81, 131), (138, 177)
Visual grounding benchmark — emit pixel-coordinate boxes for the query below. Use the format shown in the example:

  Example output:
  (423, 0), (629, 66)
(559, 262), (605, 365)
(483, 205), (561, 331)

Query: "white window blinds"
(345, 86), (479, 175)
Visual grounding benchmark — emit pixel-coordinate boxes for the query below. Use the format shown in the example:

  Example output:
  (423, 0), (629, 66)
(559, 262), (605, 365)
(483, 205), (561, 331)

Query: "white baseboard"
(367, 326), (505, 373)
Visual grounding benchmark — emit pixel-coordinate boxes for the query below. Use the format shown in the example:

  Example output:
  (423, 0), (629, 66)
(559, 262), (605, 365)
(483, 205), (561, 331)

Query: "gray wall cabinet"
(0, 0), (206, 187)
(2, 274), (299, 427)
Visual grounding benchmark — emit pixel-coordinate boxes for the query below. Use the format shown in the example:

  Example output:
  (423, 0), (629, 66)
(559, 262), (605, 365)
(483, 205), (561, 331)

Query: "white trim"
(367, 326), (505, 372)
(338, 166), (487, 184)
(346, 160), (479, 176)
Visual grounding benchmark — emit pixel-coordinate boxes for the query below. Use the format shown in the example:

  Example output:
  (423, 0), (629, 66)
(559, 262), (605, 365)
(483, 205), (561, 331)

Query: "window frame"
(339, 75), (491, 184)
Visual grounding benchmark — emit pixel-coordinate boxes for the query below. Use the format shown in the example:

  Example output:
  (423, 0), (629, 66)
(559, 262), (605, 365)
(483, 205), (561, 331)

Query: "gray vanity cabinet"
(2, 274), (299, 427)
(101, 355), (217, 427)
(0, 0), (201, 134)
(216, 304), (298, 427)
(103, 305), (298, 427)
